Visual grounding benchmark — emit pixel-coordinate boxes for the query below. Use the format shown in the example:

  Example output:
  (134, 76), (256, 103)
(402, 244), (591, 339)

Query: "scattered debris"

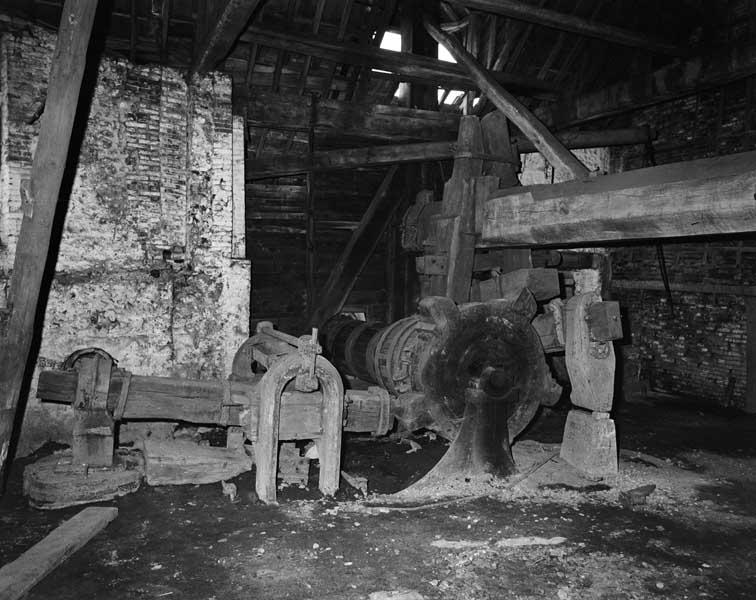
(303, 441), (319, 460)
(221, 480), (238, 503)
(619, 484), (656, 507)
(403, 439), (422, 454)
(619, 449), (666, 468)
(430, 536), (566, 550)
(430, 540), (488, 550)
(368, 591), (425, 600)
(495, 536), (566, 548)
(364, 449), (559, 512)
(341, 470), (368, 496)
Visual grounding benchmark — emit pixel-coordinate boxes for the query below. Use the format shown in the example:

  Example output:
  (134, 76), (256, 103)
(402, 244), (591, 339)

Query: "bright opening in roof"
(379, 31), (402, 52)
(439, 89), (465, 104)
(375, 31), (402, 75)
(438, 44), (456, 63)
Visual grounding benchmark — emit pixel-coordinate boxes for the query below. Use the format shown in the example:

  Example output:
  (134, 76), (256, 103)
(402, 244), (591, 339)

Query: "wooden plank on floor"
(0, 506), (118, 600)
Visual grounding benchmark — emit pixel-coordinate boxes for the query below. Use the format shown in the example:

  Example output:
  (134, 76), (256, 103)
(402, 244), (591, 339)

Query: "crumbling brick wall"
(0, 25), (250, 454)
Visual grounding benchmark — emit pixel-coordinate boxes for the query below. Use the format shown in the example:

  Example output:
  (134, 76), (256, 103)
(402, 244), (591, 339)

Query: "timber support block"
(71, 352), (115, 468)
(560, 409), (618, 479)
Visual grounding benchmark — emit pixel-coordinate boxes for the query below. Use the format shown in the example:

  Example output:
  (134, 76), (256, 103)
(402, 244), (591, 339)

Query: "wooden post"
(425, 19), (590, 181)
(0, 0), (99, 480)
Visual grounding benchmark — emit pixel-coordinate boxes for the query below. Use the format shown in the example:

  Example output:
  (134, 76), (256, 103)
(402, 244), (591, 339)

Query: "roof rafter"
(238, 24), (557, 96)
(447, 0), (686, 56)
(192, 0), (263, 75)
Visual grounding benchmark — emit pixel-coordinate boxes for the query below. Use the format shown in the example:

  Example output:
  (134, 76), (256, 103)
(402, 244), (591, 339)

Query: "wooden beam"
(245, 127), (655, 179)
(247, 141), (455, 179)
(481, 150), (756, 247)
(244, 91), (461, 143)
(427, 20), (590, 180)
(239, 25), (557, 95)
(513, 127), (655, 154)
(192, 0), (263, 74)
(0, 0), (99, 479)
(309, 166), (399, 327)
(448, 0), (685, 56)
(544, 42), (756, 128)
(36, 370), (382, 437)
(0, 507), (118, 600)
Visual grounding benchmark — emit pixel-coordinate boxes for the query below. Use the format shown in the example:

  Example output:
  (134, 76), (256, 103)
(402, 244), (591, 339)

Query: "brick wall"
(0, 26), (250, 453)
(606, 74), (756, 408)
(613, 243), (753, 406)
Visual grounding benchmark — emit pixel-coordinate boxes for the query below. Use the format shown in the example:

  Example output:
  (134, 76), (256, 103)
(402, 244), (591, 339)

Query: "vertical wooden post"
(0, 0), (100, 479)
(745, 296), (756, 413)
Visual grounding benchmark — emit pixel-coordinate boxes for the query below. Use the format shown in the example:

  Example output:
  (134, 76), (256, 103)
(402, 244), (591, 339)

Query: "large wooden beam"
(193, 0), (263, 74)
(247, 141), (455, 179)
(245, 90), (655, 148)
(309, 166), (399, 328)
(0, 0), (98, 479)
(448, 0), (685, 56)
(513, 127), (655, 154)
(425, 19), (590, 181)
(481, 150), (756, 247)
(544, 42), (756, 128)
(239, 25), (556, 95)
(246, 128), (654, 179)
(244, 90), (461, 143)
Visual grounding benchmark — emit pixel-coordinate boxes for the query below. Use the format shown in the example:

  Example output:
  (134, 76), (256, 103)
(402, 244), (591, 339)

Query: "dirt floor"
(1, 396), (755, 600)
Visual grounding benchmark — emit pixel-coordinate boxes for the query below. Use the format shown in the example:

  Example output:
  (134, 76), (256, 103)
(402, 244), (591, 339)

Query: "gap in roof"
(374, 30), (401, 74)
(379, 31), (402, 51)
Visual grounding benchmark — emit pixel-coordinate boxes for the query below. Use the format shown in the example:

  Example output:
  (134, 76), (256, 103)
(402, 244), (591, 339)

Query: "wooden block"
(587, 301), (623, 342)
(0, 506), (118, 600)
(278, 442), (309, 487)
(226, 426), (246, 449)
(415, 254), (448, 275)
(72, 354), (114, 467)
(479, 277), (501, 301)
(560, 409), (618, 479)
(24, 449), (143, 510)
(143, 440), (253, 486)
(473, 248), (532, 272)
(498, 268), (560, 301)
(564, 293), (616, 412)
(72, 410), (115, 468)
(532, 313), (564, 353)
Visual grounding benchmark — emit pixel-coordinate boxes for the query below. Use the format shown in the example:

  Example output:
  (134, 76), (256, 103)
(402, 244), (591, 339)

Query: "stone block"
(560, 409), (618, 479)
